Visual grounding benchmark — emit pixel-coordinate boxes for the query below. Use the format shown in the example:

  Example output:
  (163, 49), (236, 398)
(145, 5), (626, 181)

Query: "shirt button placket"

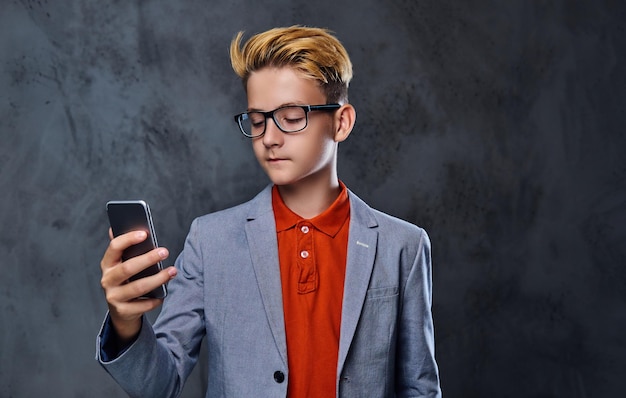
(299, 224), (311, 259)
(296, 221), (316, 293)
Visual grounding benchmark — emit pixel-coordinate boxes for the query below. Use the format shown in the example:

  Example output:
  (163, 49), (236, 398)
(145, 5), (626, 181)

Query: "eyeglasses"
(234, 104), (341, 138)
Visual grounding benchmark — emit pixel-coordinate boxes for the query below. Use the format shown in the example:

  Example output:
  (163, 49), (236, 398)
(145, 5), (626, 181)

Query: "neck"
(277, 172), (341, 219)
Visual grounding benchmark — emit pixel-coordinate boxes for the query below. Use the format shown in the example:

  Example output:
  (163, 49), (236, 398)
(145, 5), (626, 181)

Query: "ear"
(333, 104), (356, 143)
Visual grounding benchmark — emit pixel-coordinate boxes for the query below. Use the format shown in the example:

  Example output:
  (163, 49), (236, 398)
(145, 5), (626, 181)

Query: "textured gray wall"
(2, 1), (625, 397)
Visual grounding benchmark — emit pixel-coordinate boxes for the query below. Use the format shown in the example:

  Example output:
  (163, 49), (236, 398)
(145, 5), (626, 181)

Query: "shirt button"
(274, 371), (285, 383)
(301, 225), (309, 233)
(300, 250), (309, 259)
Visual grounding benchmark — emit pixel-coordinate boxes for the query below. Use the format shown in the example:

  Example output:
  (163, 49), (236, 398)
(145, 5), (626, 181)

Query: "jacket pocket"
(365, 286), (398, 300)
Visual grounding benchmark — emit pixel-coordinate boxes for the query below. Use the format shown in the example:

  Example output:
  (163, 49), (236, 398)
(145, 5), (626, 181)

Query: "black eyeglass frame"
(234, 104), (341, 138)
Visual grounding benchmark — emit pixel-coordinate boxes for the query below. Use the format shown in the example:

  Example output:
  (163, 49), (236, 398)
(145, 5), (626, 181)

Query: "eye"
(248, 113), (265, 127)
(283, 116), (305, 125)
(277, 107), (306, 128)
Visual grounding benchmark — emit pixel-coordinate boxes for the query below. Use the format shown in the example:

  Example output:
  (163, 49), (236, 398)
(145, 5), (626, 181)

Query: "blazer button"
(273, 371), (285, 383)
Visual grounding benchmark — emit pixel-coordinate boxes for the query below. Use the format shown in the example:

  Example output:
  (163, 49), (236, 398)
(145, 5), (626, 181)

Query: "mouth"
(268, 156), (287, 162)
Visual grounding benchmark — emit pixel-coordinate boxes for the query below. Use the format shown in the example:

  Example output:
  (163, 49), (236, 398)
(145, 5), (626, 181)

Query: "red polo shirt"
(272, 183), (350, 398)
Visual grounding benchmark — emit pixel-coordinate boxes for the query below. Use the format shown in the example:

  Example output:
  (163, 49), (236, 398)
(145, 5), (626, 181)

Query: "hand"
(100, 229), (177, 342)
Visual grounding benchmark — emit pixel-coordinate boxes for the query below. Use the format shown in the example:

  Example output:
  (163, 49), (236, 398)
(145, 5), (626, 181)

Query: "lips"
(268, 155), (288, 162)
(268, 159), (287, 166)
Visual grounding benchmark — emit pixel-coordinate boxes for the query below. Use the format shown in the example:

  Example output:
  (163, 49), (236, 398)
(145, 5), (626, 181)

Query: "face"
(246, 67), (339, 188)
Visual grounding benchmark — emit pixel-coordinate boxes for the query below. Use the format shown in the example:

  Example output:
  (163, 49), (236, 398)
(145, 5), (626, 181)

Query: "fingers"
(106, 266), (176, 304)
(101, 246), (169, 288)
(100, 228), (174, 301)
(117, 248), (169, 282)
(101, 230), (150, 271)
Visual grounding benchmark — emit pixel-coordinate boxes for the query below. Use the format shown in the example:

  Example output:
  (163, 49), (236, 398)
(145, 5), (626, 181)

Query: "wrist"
(111, 316), (142, 343)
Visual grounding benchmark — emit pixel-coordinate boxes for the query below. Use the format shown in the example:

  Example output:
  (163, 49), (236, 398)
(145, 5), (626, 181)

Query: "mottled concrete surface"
(1, 1), (625, 396)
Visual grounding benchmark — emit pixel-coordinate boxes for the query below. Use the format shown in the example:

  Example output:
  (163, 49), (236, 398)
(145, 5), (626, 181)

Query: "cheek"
(308, 135), (336, 165)
(251, 140), (265, 161)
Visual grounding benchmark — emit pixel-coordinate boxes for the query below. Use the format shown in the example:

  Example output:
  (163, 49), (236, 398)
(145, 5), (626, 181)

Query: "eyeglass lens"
(241, 106), (308, 137)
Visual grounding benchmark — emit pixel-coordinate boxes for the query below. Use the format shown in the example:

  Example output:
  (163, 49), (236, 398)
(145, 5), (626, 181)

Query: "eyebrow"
(246, 102), (307, 112)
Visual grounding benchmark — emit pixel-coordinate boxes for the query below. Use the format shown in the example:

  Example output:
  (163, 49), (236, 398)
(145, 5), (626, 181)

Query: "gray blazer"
(97, 186), (441, 397)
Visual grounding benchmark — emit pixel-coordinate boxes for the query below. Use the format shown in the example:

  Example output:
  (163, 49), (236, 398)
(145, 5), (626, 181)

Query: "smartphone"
(106, 200), (167, 299)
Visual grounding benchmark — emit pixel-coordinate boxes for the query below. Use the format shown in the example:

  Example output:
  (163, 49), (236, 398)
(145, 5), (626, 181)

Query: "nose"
(261, 117), (284, 147)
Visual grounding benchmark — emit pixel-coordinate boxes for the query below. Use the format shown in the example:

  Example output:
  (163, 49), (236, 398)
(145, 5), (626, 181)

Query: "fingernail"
(136, 231), (147, 239)
(168, 267), (177, 277)
(158, 248), (168, 258)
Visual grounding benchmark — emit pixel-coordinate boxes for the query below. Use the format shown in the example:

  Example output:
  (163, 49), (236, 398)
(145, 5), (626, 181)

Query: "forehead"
(246, 67), (325, 110)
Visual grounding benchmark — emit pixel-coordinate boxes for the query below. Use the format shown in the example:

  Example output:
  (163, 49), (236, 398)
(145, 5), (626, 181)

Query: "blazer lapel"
(337, 190), (379, 374)
(244, 186), (288, 367)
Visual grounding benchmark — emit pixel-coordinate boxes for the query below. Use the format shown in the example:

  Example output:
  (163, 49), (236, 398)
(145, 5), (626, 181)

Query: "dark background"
(2, 0), (625, 397)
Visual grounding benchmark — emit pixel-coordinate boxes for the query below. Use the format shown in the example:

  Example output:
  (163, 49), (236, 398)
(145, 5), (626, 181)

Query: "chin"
(269, 177), (298, 187)
(265, 171), (302, 187)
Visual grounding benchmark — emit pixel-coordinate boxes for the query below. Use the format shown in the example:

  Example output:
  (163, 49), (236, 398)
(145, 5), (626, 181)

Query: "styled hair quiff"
(230, 26), (353, 104)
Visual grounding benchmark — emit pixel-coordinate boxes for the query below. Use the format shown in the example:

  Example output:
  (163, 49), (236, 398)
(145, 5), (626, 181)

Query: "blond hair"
(230, 26), (353, 104)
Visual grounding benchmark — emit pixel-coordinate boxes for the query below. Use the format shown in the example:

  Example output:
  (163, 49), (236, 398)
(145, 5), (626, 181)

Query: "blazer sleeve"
(96, 218), (206, 398)
(395, 229), (442, 397)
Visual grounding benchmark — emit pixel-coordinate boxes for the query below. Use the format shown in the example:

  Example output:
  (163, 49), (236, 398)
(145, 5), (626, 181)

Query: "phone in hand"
(106, 200), (167, 299)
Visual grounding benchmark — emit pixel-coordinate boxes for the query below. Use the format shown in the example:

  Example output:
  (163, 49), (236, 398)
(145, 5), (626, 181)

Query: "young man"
(97, 26), (441, 397)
